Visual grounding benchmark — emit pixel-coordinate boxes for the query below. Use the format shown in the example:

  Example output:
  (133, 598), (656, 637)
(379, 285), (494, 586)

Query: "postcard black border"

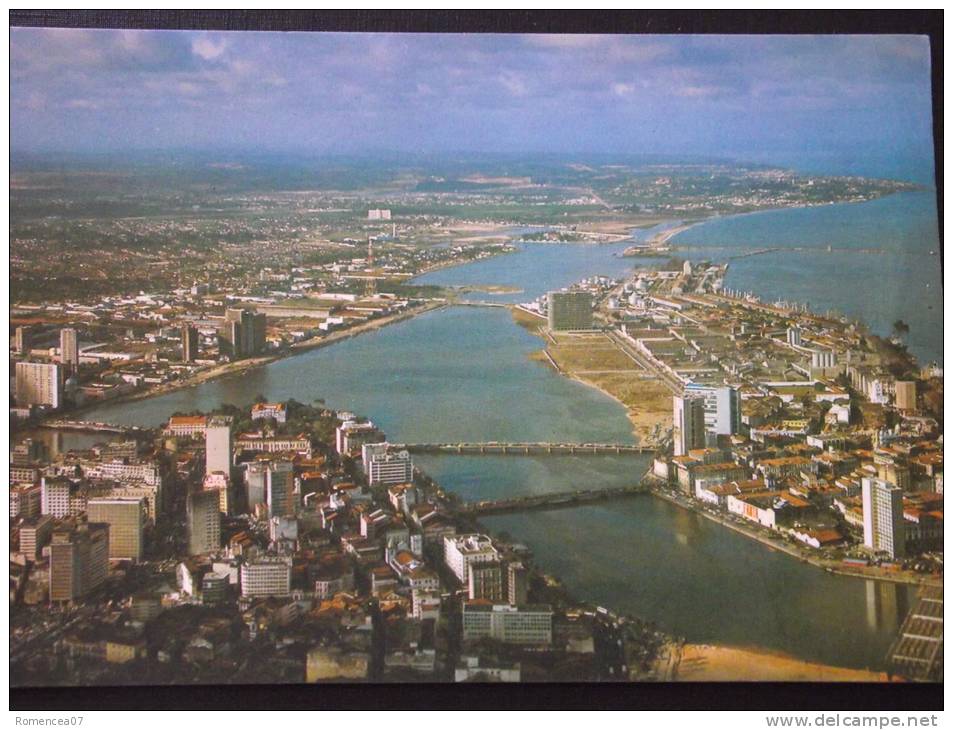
(8, 8), (944, 713)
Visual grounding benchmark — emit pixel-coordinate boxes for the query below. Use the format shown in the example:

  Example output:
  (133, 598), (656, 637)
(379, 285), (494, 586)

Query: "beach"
(674, 644), (888, 682)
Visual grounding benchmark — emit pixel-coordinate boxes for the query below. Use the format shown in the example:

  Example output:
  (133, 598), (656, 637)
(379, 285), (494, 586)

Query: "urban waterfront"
(672, 190), (942, 366)
(77, 198), (931, 671)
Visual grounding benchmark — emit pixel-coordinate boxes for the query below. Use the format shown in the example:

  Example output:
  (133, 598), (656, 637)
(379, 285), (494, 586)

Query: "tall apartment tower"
(220, 308), (266, 359)
(49, 522), (109, 602)
(862, 477), (906, 559)
(60, 328), (79, 369)
(507, 561), (529, 606)
(547, 290), (594, 332)
(15, 325), (33, 355)
(187, 490), (221, 555)
(673, 395), (706, 456)
(266, 461), (296, 518)
(787, 327), (802, 347)
(15, 362), (63, 409)
(86, 498), (146, 562)
(181, 323), (199, 363)
(205, 415), (234, 478)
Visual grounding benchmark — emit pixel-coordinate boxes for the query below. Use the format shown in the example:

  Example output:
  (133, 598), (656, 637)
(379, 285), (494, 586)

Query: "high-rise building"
(244, 461), (269, 511)
(18, 515), (54, 561)
(336, 419), (385, 456)
(219, 308), (266, 359)
(366, 449), (414, 487)
(186, 490), (221, 556)
(181, 323), (199, 362)
(205, 415), (233, 477)
(266, 460), (296, 518)
(41, 476), (72, 518)
(60, 328), (79, 369)
(444, 534), (499, 583)
(894, 381), (917, 412)
(673, 395), (706, 456)
(787, 327), (802, 347)
(684, 384), (742, 437)
(15, 325), (33, 355)
(361, 441), (389, 474)
(547, 290), (593, 331)
(86, 499), (146, 562)
(468, 560), (505, 602)
(49, 521), (109, 602)
(507, 561), (529, 606)
(240, 557), (292, 598)
(862, 477), (906, 559)
(15, 362), (63, 408)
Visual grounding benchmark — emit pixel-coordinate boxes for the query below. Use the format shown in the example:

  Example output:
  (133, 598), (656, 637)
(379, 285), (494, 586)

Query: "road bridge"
(460, 483), (649, 516)
(41, 420), (147, 435)
(396, 442), (654, 456)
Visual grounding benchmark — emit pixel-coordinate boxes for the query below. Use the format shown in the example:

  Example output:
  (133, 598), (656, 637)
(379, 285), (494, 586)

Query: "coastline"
(649, 481), (941, 588)
(512, 306), (672, 445)
(671, 643), (888, 682)
(508, 313), (936, 590)
(53, 300), (450, 423)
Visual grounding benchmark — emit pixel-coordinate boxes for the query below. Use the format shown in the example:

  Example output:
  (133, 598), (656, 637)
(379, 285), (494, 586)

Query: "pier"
(460, 483), (649, 516)
(397, 442), (654, 456)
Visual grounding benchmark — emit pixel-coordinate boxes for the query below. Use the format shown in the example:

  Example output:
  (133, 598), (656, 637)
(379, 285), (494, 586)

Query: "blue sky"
(10, 30), (936, 166)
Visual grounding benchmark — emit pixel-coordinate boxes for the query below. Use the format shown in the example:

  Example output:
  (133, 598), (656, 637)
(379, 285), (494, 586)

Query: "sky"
(10, 30), (937, 168)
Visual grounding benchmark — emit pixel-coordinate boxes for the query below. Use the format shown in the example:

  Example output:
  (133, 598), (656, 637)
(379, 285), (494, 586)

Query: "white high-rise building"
(362, 442), (389, 474)
(684, 384), (741, 437)
(673, 395), (706, 456)
(862, 477), (905, 559)
(41, 476), (72, 518)
(367, 449), (414, 487)
(335, 419), (385, 456)
(787, 327), (802, 347)
(205, 415), (233, 477)
(240, 557), (292, 598)
(15, 362), (63, 408)
(444, 534), (499, 583)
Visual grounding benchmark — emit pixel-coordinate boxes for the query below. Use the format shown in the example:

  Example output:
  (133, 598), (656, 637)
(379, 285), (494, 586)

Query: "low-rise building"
(462, 602), (553, 645)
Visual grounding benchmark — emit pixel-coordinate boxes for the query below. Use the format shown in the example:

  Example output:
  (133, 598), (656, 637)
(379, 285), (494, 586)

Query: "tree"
(892, 319), (910, 340)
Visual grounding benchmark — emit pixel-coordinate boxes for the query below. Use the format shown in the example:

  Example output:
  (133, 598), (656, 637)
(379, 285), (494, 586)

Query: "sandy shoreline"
(674, 644), (888, 682)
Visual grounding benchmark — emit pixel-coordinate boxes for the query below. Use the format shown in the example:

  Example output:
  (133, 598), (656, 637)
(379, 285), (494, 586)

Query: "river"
(69, 193), (937, 670)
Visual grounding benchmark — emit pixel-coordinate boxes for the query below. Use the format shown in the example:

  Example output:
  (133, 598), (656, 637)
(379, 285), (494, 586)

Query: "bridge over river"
(396, 442), (655, 456)
(40, 420), (148, 435)
(459, 483), (650, 516)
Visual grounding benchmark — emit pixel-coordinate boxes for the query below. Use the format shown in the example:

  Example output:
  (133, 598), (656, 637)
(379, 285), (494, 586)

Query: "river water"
(70, 191), (939, 670)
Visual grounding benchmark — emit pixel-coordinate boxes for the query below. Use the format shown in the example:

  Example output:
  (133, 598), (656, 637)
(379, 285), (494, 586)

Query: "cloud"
(612, 82), (635, 97)
(191, 35), (228, 61)
(8, 30), (935, 159)
(64, 98), (100, 109)
(498, 71), (529, 96)
(526, 34), (606, 49)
